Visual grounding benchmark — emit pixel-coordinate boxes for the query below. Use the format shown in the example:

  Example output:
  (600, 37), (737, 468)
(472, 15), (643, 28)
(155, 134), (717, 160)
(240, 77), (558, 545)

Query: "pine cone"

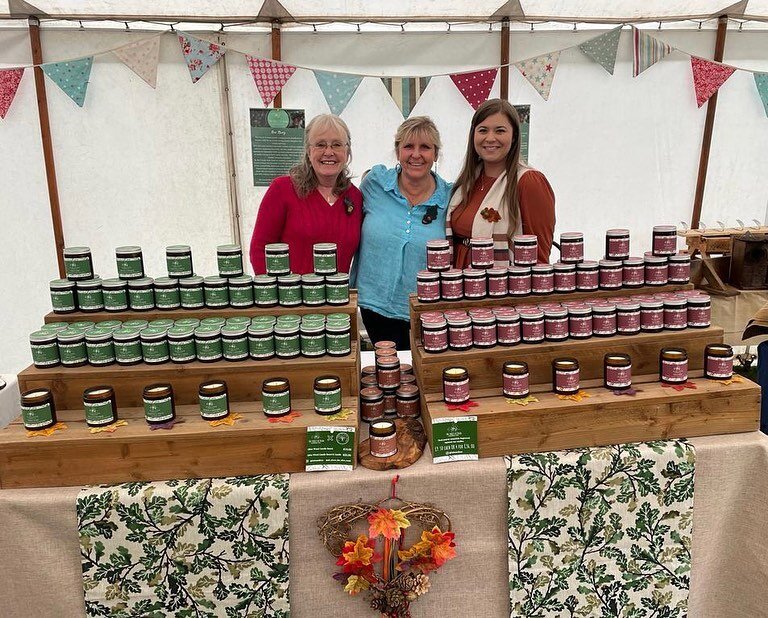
(412, 573), (430, 597)
(370, 595), (387, 613)
(385, 586), (408, 611)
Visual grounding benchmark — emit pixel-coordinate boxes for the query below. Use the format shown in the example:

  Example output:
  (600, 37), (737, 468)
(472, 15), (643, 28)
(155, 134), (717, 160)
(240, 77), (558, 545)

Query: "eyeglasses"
(311, 141), (348, 152)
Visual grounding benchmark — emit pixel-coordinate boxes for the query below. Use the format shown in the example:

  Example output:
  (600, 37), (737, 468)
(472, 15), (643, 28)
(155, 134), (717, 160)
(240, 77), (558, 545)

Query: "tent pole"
(691, 15), (728, 230)
(500, 18), (510, 100)
(271, 22), (282, 107)
(217, 34), (242, 247)
(28, 16), (66, 277)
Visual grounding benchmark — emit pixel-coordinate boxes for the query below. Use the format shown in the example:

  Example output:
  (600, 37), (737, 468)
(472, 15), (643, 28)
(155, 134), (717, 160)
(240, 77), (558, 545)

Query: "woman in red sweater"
(249, 114), (363, 275)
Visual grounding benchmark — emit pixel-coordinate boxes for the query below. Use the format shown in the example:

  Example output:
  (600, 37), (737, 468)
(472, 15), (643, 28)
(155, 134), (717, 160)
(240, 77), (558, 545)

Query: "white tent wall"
(1, 26), (767, 373)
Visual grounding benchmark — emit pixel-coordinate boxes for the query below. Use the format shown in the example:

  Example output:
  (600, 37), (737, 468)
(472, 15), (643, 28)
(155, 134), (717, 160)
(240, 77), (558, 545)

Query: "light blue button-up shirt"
(354, 165), (451, 321)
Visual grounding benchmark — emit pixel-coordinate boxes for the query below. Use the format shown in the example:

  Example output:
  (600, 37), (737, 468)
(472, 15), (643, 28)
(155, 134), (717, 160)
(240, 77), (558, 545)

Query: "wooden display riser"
(421, 373), (760, 458)
(18, 342), (360, 409)
(409, 284), (693, 341)
(412, 326), (723, 394)
(0, 398), (358, 488)
(44, 291), (358, 333)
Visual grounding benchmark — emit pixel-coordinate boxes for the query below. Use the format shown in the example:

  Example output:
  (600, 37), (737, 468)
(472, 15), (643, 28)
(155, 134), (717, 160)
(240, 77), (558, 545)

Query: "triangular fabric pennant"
(0, 68), (24, 119)
(578, 26), (622, 75)
(113, 36), (161, 88)
(690, 57), (736, 107)
(514, 52), (560, 101)
(257, 0), (294, 19)
(491, 0), (525, 18)
(42, 58), (93, 107)
(709, 0), (749, 17)
(381, 77), (431, 117)
(632, 27), (674, 77)
(449, 69), (497, 110)
(313, 71), (363, 115)
(754, 72), (768, 117)
(246, 57), (297, 107)
(178, 33), (225, 84)
(8, 0), (50, 18)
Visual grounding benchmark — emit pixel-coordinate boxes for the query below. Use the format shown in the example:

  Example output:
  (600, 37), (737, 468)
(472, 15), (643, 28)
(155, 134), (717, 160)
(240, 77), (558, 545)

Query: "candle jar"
(100, 278), (128, 311)
(616, 302), (641, 335)
(598, 260), (623, 290)
(652, 225), (678, 257)
(660, 348), (688, 384)
(63, 246), (94, 281)
(254, 275), (279, 307)
(298, 321), (325, 358)
(664, 297), (688, 330)
(470, 237), (495, 269)
(217, 244), (244, 278)
(640, 299), (664, 332)
(204, 276), (229, 308)
(30, 330), (60, 369)
(166, 245), (193, 278)
(576, 261), (599, 291)
(141, 328), (170, 365)
(487, 267), (508, 297)
(396, 384), (420, 418)
(382, 388), (398, 417)
(222, 325), (249, 361)
(544, 308), (569, 342)
(443, 366), (470, 405)
(115, 245), (144, 280)
(553, 262), (576, 292)
(592, 304), (617, 337)
(325, 273), (350, 305)
(604, 353), (632, 390)
(440, 269), (464, 300)
(552, 358), (580, 395)
(370, 420), (398, 458)
(326, 319), (351, 356)
(360, 387), (385, 422)
(463, 269), (487, 299)
(497, 312), (521, 346)
(605, 229), (630, 261)
(559, 232), (584, 264)
(50, 278), (77, 313)
(76, 278), (104, 312)
(503, 361), (529, 399)
(472, 315), (497, 348)
(113, 328), (143, 366)
(447, 315), (473, 351)
(144, 383), (177, 424)
(426, 239), (451, 272)
(248, 324), (275, 360)
(274, 323), (301, 359)
(86, 330), (115, 367)
(177, 276), (204, 309)
(687, 294), (711, 328)
(261, 377), (291, 417)
(668, 253), (691, 284)
(508, 266), (532, 296)
(314, 375), (342, 416)
(417, 270), (441, 303)
(154, 277), (181, 310)
(422, 316), (449, 353)
(167, 325), (196, 364)
(83, 386), (118, 428)
(277, 274), (302, 307)
(568, 306), (593, 339)
(644, 255), (669, 286)
(229, 275), (255, 308)
(21, 388), (58, 430)
(521, 310), (545, 344)
(513, 235), (538, 266)
(704, 343), (734, 380)
(622, 257), (645, 288)
(531, 265), (554, 295)
(377, 355), (401, 389)
(313, 242), (338, 275)
(194, 325), (223, 362)
(265, 243), (290, 276)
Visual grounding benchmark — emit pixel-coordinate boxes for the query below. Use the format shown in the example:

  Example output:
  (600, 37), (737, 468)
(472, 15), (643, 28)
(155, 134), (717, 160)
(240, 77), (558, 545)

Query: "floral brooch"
(344, 197), (355, 215)
(480, 207), (501, 223)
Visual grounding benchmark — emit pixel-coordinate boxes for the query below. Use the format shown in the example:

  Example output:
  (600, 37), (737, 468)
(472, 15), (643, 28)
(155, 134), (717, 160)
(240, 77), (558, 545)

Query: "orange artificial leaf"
(338, 535), (378, 568)
(343, 574), (370, 595)
(367, 507), (411, 540)
(422, 527), (457, 567)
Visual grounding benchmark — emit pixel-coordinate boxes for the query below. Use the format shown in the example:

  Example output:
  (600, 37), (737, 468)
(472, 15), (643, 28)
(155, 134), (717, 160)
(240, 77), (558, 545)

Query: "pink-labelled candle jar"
(470, 237), (495, 269)
(622, 257), (645, 288)
(652, 225), (678, 257)
(605, 229), (630, 260)
(544, 308), (569, 342)
(616, 301), (641, 335)
(416, 270), (440, 303)
(668, 253), (691, 284)
(443, 366), (470, 404)
(503, 361), (529, 398)
(660, 348), (688, 384)
(531, 264), (555, 295)
(447, 315), (473, 351)
(704, 343), (733, 380)
(554, 262), (576, 292)
(426, 239), (452, 272)
(559, 232), (584, 264)
(592, 303), (617, 337)
(440, 269), (464, 301)
(640, 299), (664, 332)
(568, 306), (593, 339)
(663, 297), (688, 330)
(508, 266), (532, 296)
(472, 314), (498, 348)
(521, 309), (545, 344)
(421, 315), (449, 353)
(687, 294), (711, 328)
(644, 254), (668, 286)
(576, 260), (599, 291)
(497, 312), (521, 345)
(487, 267), (508, 297)
(552, 358), (580, 394)
(599, 259), (623, 290)
(463, 268), (487, 299)
(604, 353), (632, 390)
(513, 234), (538, 266)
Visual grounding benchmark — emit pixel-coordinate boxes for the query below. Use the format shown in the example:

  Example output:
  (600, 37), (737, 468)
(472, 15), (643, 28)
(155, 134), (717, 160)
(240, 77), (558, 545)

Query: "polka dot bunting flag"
(691, 56), (736, 108)
(0, 68), (24, 119)
(514, 51), (561, 101)
(449, 69), (497, 110)
(41, 57), (93, 107)
(247, 57), (297, 107)
(313, 70), (363, 115)
(578, 26), (622, 75)
(178, 32), (225, 84)
(113, 35), (161, 88)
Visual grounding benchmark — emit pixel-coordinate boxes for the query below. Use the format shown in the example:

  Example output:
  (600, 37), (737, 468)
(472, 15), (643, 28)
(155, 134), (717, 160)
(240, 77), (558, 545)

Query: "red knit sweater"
(249, 176), (363, 275)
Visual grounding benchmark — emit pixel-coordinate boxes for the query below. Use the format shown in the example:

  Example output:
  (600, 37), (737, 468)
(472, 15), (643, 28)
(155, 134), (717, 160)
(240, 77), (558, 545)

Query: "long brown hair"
(451, 99), (522, 240)
(290, 114), (353, 198)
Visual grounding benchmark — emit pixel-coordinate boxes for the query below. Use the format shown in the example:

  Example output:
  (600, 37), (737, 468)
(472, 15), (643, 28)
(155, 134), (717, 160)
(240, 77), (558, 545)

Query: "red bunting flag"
(450, 69), (498, 110)
(246, 57), (297, 107)
(0, 68), (24, 119)
(690, 56), (736, 108)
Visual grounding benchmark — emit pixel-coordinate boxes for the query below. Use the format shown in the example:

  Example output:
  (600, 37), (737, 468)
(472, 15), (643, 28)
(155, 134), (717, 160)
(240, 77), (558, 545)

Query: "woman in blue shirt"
(355, 117), (451, 349)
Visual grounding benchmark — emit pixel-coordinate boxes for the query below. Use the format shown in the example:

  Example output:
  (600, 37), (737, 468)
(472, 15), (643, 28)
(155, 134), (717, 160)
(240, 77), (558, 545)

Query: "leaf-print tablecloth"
(77, 475), (290, 618)
(506, 440), (694, 617)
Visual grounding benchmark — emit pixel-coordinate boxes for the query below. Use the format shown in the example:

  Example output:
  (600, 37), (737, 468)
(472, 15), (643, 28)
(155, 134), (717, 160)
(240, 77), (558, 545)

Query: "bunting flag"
(632, 27), (674, 77)
(691, 57), (736, 107)
(578, 26), (622, 75)
(514, 52), (560, 101)
(755, 73), (768, 117)
(113, 36), (161, 88)
(381, 77), (431, 117)
(0, 68), (24, 119)
(178, 33), (225, 84)
(450, 69), (497, 110)
(313, 70), (363, 115)
(246, 57), (297, 107)
(42, 57), (93, 107)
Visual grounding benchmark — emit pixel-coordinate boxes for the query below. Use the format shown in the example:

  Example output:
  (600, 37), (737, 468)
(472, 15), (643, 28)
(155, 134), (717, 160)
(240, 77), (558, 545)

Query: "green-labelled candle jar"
(326, 320), (352, 356)
(57, 330), (88, 367)
(113, 328), (142, 366)
(115, 245), (144, 280)
(261, 377), (291, 417)
(123, 319), (149, 330)
(30, 330), (60, 368)
(314, 375), (342, 415)
(102, 278), (129, 311)
(313, 243), (337, 275)
(300, 322), (326, 358)
(277, 274), (302, 307)
(76, 277), (104, 312)
(50, 279), (77, 313)
(69, 321), (96, 332)
(166, 245), (193, 278)
(148, 319), (174, 330)
(228, 275), (254, 308)
(301, 274), (326, 306)
(128, 277), (155, 311)
(168, 325), (196, 363)
(40, 322), (70, 333)
(140, 327), (170, 364)
(179, 275), (204, 309)
(275, 314), (301, 328)
(143, 384), (176, 425)
(154, 277), (181, 310)
(265, 243), (290, 276)
(274, 323), (300, 359)
(174, 318), (200, 329)
(198, 381), (229, 420)
(217, 244), (244, 278)
(254, 275), (278, 307)
(96, 320), (122, 331)
(83, 386), (118, 427)
(201, 317), (226, 327)
(222, 325), (249, 361)
(195, 325), (223, 362)
(248, 324), (275, 360)
(63, 246), (93, 281)
(204, 276), (229, 308)
(20, 389), (57, 430)
(226, 316), (252, 328)
(86, 329), (115, 367)
(325, 273), (350, 305)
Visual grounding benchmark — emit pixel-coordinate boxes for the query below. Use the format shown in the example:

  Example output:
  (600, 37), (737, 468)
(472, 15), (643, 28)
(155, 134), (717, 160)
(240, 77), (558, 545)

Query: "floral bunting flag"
(578, 26), (622, 75)
(691, 56), (736, 107)
(113, 36), (161, 88)
(514, 52), (560, 101)
(632, 27), (674, 77)
(41, 57), (93, 107)
(755, 72), (768, 117)
(449, 69), (497, 110)
(246, 56), (297, 106)
(0, 68), (24, 119)
(178, 32), (225, 84)
(314, 70), (363, 115)
(381, 76), (431, 117)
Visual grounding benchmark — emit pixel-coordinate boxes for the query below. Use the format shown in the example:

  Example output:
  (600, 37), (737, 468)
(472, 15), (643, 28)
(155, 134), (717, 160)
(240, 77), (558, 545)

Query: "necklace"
(399, 179), (434, 207)
(318, 186), (336, 204)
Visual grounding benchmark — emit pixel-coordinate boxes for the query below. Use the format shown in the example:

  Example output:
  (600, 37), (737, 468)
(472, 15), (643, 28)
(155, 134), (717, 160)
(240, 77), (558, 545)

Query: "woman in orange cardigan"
(447, 99), (556, 267)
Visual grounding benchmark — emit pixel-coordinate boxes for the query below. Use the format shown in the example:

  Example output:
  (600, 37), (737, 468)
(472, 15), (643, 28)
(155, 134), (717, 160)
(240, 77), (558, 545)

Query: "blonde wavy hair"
(290, 114), (353, 198)
(394, 116), (442, 161)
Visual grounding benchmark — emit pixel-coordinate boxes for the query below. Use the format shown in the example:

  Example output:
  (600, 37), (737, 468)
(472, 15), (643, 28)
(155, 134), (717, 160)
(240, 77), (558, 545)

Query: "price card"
(431, 416), (479, 464)
(305, 426), (356, 471)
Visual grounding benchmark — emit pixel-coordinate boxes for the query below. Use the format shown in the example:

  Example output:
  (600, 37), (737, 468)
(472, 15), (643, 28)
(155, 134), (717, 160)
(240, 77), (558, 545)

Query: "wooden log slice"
(358, 418), (427, 471)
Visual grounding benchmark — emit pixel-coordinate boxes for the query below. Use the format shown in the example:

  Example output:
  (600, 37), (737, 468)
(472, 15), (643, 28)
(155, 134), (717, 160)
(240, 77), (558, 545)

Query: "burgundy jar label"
(661, 359), (688, 382)
(706, 355), (733, 379)
(554, 272), (576, 292)
(668, 263), (690, 282)
(498, 321), (521, 344)
(607, 238), (630, 259)
(472, 323), (497, 346)
(371, 433), (397, 458)
(569, 315), (592, 337)
(576, 271), (598, 290)
(599, 269), (622, 288)
(593, 314), (617, 335)
(488, 277), (508, 296)
(396, 398), (420, 418)
(503, 373), (529, 397)
(441, 279), (463, 299)
(423, 327), (448, 352)
(508, 275), (532, 295)
(514, 245), (537, 265)
(377, 367), (401, 388)
(641, 308), (664, 329)
(471, 246), (494, 268)
(653, 235), (677, 255)
(554, 369), (580, 392)
(383, 393), (398, 415)
(623, 265), (644, 285)
(427, 248), (451, 271)
(664, 307), (687, 329)
(464, 279), (486, 298)
(448, 325), (472, 349)
(606, 365), (632, 388)
(560, 242), (583, 262)
(444, 379), (470, 403)
(617, 310), (640, 333)
(532, 274), (554, 293)
(545, 317), (568, 339)
(645, 265), (668, 284)
(688, 307), (711, 327)
(521, 319), (545, 342)
(417, 280), (440, 302)
(361, 399), (385, 422)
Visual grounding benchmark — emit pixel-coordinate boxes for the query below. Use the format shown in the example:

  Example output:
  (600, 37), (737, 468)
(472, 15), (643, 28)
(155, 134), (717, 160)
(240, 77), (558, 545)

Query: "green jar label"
(167, 255), (192, 278)
(278, 286), (302, 306)
(199, 393), (229, 419)
(141, 340), (169, 362)
(87, 340), (115, 364)
(129, 289), (154, 310)
(114, 340), (142, 363)
(59, 341), (87, 364)
(266, 254), (289, 275)
(103, 289), (129, 310)
(204, 288), (229, 307)
(314, 387), (342, 414)
(84, 400), (116, 426)
(300, 332), (326, 357)
(229, 286), (254, 307)
(155, 288), (181, 308)
(275, 333), (300, 357)
(180, 287), (204, 308)
(255, 284), (278, 305)
(326, 283), (349, 304)
(21, 402), (54, 428)
(169, 339), (196, 362)
(313, 254), (337, 275)
(249, 334), (275, 359)
(302, 284), (326, 305)
(218, 254), (243, 277)
(326, 332), (351, 355)
(144, 396), (174, 422)
(262, 391), (290, 416)
(195, 338), (223, 361)
(77, 290), (104, 311)
(51, 290), (76, 312)
(117, 256), (143, 279)
(64, 256), (92, 279)
(31, 342), (60, 366)
(222, 337), (248, 360)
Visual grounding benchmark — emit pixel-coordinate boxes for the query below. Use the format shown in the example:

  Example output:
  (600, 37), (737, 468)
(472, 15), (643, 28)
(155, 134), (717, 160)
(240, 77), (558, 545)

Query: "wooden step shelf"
(412, 326), (723, 394)
(18, 342), (360, 409)
(0, 397), (359, 488)
(409, 284), (694, 341)
(421, 373), (760, 458)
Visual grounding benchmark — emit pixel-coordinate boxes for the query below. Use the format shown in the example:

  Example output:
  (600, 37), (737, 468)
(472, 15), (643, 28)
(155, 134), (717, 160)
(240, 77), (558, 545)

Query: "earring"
(395, 163), (403, 174)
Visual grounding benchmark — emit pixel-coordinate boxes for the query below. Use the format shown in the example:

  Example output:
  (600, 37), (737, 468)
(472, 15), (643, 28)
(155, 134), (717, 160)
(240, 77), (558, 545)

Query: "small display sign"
(305, 425), (356, 472)
(431, 416), (479, 464)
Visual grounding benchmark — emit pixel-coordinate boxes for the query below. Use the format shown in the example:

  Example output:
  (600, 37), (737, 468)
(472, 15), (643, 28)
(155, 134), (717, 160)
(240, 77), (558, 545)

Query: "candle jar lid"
(369, 419), (396, 437)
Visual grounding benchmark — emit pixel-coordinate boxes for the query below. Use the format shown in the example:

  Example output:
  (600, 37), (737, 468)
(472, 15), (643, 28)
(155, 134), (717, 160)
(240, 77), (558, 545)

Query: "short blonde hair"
(394, 116), (441, 160)
(290, 114), (353, 198)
